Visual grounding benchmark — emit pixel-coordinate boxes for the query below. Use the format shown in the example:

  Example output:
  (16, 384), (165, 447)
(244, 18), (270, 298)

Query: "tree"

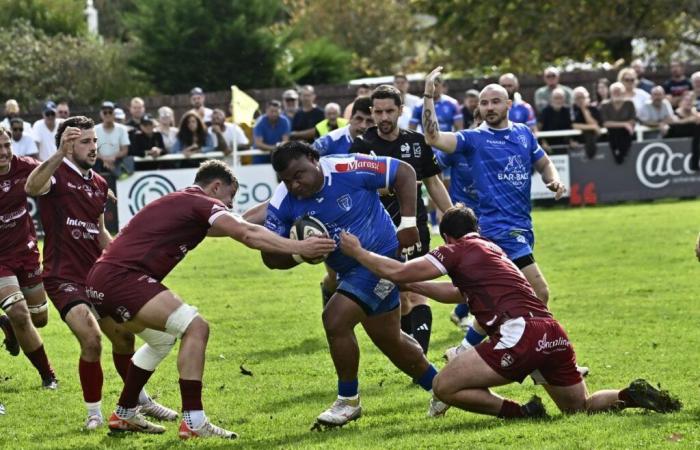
(124, 0), (284, 93)
(284, 38), (357, 85)
(0, 0), (86, 36)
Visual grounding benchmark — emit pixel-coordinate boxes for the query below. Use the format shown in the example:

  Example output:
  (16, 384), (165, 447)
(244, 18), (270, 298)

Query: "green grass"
(1, 200), (699, 449)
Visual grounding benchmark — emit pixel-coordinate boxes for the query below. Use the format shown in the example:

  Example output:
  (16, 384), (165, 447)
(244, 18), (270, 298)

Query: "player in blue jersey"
(260, 141), (446, 427)
(313, 97), (374, 157)
(499, 73), (537, 130)
(421, 66), (567, 356)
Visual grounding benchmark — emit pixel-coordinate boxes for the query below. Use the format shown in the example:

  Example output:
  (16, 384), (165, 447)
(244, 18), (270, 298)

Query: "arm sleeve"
(345, 155), (399, 190)
(420, 140), (442, 179)
(454, 130), (475, 155)
(264, 186), (292, 237)
(313, 135), (331, 156)
(120, 127), (130, 146)
(426, 244), (457, 275)
(235, 124), (249, 146)
(529, 129), (546, 163)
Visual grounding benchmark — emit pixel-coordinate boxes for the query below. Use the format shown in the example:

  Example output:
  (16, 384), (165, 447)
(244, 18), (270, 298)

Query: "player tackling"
(339, 204), (681, 418)
(85, 160), (335, 439)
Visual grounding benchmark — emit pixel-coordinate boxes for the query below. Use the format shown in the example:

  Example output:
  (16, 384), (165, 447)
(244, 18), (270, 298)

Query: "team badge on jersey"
(337, 194), (352, 212)
(400, 142), (411, 157)
(412, 143), (422, 158)
(0, 180), (10, 193)
(517, 134), (528, 148)
(500, 353), (514, 368)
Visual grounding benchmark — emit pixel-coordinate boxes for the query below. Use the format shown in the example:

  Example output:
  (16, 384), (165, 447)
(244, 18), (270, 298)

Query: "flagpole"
(231, 85), (240, 214)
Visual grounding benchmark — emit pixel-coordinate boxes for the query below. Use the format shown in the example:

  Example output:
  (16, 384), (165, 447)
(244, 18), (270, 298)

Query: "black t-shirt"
(350, 127), (441, 226)
(572, 105), (602, 126)
(129, 130), (166, 157)
(662, 78), (692, 98)
(461, 106), (474, 129)
(292, 107), (324, 133)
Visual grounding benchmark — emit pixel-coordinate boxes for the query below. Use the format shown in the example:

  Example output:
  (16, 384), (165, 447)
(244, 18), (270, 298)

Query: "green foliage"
(0, 0), (86, 36)
(283, 38), (358, 86)
(0, 21), (152, 108)
(124, 0), (284, 94)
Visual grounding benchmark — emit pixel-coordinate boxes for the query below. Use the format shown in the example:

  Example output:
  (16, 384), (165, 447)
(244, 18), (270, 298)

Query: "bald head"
(498, 73), (519, 98)
(480, 84), (509, 101)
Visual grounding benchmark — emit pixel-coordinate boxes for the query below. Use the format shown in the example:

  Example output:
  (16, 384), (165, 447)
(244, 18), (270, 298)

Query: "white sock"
(184, 410), (206, 429)
(115, 404), (137, 419)
(85, 401), (102, 418)
(338, 394), (359, 401)
(460, 338), (474, 349)
(138, 389), (151, 405)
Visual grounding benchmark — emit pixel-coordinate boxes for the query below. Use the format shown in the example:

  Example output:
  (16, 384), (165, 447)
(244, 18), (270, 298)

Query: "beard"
(74, 153), (96, 170)
(378, 120), (396, 135)
(484, 110), (508, 127)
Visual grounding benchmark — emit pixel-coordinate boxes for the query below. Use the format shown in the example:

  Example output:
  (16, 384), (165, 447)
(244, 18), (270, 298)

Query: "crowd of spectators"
(3, 60), (699, 176)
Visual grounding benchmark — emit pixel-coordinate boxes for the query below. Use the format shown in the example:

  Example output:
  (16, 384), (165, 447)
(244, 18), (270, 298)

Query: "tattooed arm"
(422, 67), (459, 153)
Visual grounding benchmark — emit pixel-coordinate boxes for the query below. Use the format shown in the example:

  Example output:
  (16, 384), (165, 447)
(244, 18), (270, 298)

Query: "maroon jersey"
(38, 159), (109, 283)
(0, 155), (40, 261)
(97, 186), (228, 281)
(426, 233), (551, 335)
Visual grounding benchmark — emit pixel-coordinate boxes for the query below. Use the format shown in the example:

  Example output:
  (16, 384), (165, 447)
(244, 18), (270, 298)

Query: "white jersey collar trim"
(63, 157), (93, 180)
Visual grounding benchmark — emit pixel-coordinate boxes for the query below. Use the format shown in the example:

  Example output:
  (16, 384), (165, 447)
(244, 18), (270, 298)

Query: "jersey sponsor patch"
(335, 159), (386, 174)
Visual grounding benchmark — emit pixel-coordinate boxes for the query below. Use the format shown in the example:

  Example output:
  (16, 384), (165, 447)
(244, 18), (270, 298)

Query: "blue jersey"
(435, 151), (478, 210)
(312, 125), (353, 156)
(265, 154), (399, 274)
(454, 122), (545, 236)
(508, 99), (536, 128)
(411, 96), (462, 131)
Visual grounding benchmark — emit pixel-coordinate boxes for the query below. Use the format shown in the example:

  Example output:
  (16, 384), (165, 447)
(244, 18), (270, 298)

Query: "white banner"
(530, 154), (570, 199)
(116, 165), (278, 228)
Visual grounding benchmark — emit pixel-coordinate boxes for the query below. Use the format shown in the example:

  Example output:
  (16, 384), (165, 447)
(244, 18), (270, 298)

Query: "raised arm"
(422, 67), (459, 153)
(25, 126), (80, 195)
(534, 154), (566, 200)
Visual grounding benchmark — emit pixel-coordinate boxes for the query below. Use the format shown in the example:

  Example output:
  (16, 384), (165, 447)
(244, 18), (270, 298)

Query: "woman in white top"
(157, 106), (179, 152)
(617, 67), (650, 112)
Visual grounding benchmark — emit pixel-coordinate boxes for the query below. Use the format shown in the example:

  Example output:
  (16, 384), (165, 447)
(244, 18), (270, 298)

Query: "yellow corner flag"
(230, 85), (259, 126)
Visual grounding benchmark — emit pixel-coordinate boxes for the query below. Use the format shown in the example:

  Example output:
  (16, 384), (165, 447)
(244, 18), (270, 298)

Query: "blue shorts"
(487, 229), (535, 262)
(336, 256), (400, 316)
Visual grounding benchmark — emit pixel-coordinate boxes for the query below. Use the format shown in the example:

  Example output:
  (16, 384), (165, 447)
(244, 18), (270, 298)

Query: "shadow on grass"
(243, 337), (327, 361)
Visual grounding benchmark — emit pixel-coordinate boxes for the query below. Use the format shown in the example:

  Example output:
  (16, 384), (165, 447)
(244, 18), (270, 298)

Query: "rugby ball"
(289, 215), (330, 264)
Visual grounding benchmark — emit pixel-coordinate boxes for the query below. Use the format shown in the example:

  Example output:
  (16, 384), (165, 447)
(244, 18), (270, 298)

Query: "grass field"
(1, 199), (699, 449)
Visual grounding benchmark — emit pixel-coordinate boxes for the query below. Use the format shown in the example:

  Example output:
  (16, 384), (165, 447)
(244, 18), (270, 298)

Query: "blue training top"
(454, 121), (545, 236)
(435, 151), (479, 210)
(411, 97), (462, 131)
(312, 125), (353, 156)
(264, 154), (400, 274)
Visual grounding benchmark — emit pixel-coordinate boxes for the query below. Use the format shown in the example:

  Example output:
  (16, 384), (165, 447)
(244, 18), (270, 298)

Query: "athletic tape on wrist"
(397, 216), (417, 232)
(28, 301), (48, 314)
(292, 254), (304, 264)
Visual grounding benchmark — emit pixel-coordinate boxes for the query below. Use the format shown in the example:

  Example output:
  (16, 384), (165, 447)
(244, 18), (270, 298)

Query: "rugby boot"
(178, 417), (238, 440)
(108, 411), (166, 434)
(625, 379), (681, 413)
(139, 399), (178, 421)
(521, 395), (548, 418)
(427, 396), (450, 417)
(314, 397), (362, 428)
(85, 414), (104, 430)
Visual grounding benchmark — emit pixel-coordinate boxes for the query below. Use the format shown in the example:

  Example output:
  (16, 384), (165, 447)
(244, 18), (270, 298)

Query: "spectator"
(290, 85), (324, 142)
(190, 87), (213, 125)
(156, 106), (179, 153)
(209, 108), (249, 155)
(313, 96), (374, 156)
(409, 74), (463, 131)
(114, 107), (126, 124)
(316, 103), (348, 137)
(631, 59), (655, 93)
(691, 71), (700, 110)
(534, 66), (573, 113)
(128, 114), (165, 158)
(282, 89), (299, 122)
(571, 86), (603, 158)
(31, 101), (63, 161)
(394, 73), (421, 129)
(538, 88), (573, 150)
(9, 117), (38, 158)
(1, 99), (32, 134)
(667, 91), (700, 171)
(461, 89), (479, 129)
(95, 101), (132, 177)
(56, 101), (70, 120)
(600, 82), (636, 164)
(172, 111), (214, 156)
(499, 73), (536, 130)
(591, 78), (610, 108)
(663, 60), (693, 108)
(343, 83), (371, 120)
(126, 97), (146, 130)
(253, 100), (291, 163)
(617, 67), (650, 112)
(637, 86), (676, 137)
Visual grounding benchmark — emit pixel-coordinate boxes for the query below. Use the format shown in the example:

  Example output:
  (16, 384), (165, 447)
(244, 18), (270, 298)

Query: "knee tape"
(0, 291), (25, 312)
(132, 328), (177, 371)
(28, 300), (48, 315)
(164, 304), (199, 338)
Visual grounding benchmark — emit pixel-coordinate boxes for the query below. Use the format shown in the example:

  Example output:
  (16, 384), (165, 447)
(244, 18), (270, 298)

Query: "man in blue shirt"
(253, 100), (291, 164)
(312, 97), (374, 156)
(499, 73), (537, 130)
(260, 142), (445, 427)
(421, 66), (566, 353)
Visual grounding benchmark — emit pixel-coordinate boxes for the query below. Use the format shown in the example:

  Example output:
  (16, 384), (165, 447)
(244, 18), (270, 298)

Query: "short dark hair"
(351, 96), (372, 117)
(194, 159), (238, 189)
(439, 203), (479, 239)
(267, 100), (282, 108)
(9, 117), (24, 126)
(0, 125), (10, 140)
(271, 141), (319, 172)
(371, 85), (403, 107)
(55, 116), (94, 148)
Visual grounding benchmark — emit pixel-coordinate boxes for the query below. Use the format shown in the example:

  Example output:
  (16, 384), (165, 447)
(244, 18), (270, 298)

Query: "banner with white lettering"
(531, 154), (570, 199)
(116, 165), (278, 228)
(568, 137), (700, 204)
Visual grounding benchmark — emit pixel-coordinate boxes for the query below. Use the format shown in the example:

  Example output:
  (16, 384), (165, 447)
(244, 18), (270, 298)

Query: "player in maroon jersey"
(340, 204), (681, 419)
(24, 117), (176, 430)
(0, 126), (57, 388)
(85, 160), (335, 439)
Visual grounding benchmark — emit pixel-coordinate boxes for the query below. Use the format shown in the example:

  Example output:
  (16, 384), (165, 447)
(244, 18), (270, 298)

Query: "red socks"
(24, 344), (55, 380)
(78, 358), (103, 403)
(498, 399), (525, 418)
(112, 352), (133, 381)
(179, 379), (203, 411)
(117, 365), (154, 409)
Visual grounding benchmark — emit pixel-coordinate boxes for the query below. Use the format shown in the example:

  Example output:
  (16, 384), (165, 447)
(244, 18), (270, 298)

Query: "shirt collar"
(477, 120), (514, 134)
(63, 157), (93, 180)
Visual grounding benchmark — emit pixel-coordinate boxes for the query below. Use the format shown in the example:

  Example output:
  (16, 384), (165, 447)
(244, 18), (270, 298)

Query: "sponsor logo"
(315, 197), (324, 203)
(535, 333), (570, 352)
(335, 159), (386, 174)
(137, 274), (158, 284)
(0, 207), (26, 223)
(86, 286), (104, 301)
(373, 278), (395, 300)
(66, 217), (99, 233)
(127, 174), (177, 216)
(635, 141), (698, 189)
(400, 142), (411, 156)
(0, 180), (11, 192)
(116, 306), (131, 321)
(487, 139), (507, 145)
(500, 353), (514, 368)
(497, 155), (528, 188)
(412, 142), (422, 158)
(429, 250), (444, 262)
(337, 194), (352, 212)
(58, 283), (78, 293)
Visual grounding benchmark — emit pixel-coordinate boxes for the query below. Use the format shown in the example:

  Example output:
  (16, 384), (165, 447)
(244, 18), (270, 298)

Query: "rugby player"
(85, 160), (335, 439)
(340, 204), (681, 418)
(421, 67), (566, 355)
(261, 141), (446, 428)
(0, 126), (57, 388)
(351, 85), (453, 354)
(24, 117), (175, 429)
